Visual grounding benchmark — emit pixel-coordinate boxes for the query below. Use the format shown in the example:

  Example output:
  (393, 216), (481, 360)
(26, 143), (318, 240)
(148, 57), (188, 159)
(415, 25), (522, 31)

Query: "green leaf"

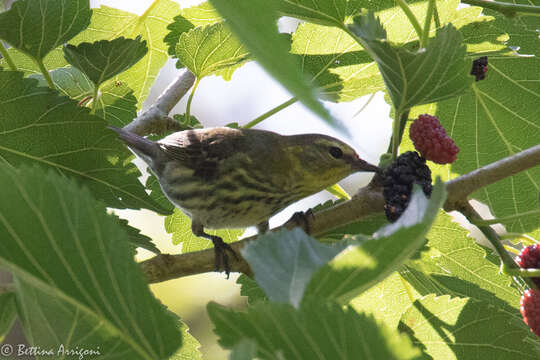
(0, 70), (167, 213)
(64, 36), (148, 87)
(229, 339), (258, 360)
(29, 66), (138, 126)
(175, 22), (249, 81)
(290, 22), (385, 102)
(145, 172), (175, 213)
(164, 208), (243, 252)
(399, 295), (540, 360)
(275, 0), (363, 27)
(29, 66), (94, 101)
(318, 213), (388, 243)
(241, 228), (346, 307)
(405, 212), (521, 311)
(305, 179), (447, 304)
(0, 165), (183, 358)
(115, 217), (161, 254)
(72, 1), (181, 107)
(348, 12), (473, 114)
(0, 292), (17, 342)
(351, 271), (421, 329)
(209, 0), (337, 127)
(169, 317), (203, 360)
(438, 55), (540, 235)
(96, 80), (138, 126)
(165, 1), (222, 59)
(208, 299), (422, 360)
(0, 0), (91, 61)
(236, 274), (268, 304)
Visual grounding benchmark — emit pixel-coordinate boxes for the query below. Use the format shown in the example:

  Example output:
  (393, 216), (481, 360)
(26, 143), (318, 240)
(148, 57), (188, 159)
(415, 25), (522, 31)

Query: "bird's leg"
(256, 221), (269, 234)
(191, 221), (238, 278)
(288, 209), (315, 234)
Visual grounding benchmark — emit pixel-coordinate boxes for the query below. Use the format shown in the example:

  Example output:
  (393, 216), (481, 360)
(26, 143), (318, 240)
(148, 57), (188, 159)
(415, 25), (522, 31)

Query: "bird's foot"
(210, 235), (239, 279)
(289, 208), (315, 234)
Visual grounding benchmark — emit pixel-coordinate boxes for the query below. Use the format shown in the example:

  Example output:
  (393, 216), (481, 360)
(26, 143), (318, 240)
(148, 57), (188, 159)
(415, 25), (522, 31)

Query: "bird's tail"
(108, 126), (160, 159)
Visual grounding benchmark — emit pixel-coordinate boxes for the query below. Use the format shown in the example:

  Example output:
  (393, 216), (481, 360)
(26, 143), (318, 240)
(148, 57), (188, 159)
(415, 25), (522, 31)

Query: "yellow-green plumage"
(110, 126), (379, 275)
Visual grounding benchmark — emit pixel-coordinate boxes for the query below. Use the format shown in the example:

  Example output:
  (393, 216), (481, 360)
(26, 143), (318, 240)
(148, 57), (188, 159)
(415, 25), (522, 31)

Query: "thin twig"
(458, 202), (537, 289)
(123, 70), (196, 135)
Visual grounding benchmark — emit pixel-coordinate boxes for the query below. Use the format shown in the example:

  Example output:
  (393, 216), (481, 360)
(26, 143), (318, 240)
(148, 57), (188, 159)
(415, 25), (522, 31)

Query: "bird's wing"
(158, 129), (244, 178)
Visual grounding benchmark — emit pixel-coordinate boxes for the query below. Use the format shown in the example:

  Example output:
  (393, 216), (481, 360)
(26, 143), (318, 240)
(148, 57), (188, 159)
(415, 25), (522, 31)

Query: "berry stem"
(0, 42), (17, 71)
(500, 233), (538, 244)
(502, 264), (540, 280)
(459, 202), (537, 289)
(390, 110), (409, 159)
(244, 97), (297, 128)
(395, 0), (424, 41)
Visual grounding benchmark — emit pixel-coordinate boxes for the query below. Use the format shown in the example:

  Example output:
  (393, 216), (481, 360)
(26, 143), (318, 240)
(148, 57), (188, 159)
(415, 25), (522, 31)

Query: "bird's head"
(284, 133), (380, 193)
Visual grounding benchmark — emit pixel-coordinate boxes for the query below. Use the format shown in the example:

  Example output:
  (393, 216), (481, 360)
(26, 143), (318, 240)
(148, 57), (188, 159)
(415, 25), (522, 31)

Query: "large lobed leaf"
(0, 70), (167, 213)
(208, 299), (422, 360)
(0, 0), (91, 61)
(1, 1), (181, 108)
(241, 228), (346, 307)
(0, 292), (17, 342)
(0, 165), (186, 359)
(348, 12), (473, 115)
(399, 295), (540, 360)
(164, 208), (243, 252)
(165, 2), (222, 60)
(64, 37), (148, 87)
(176, 22), (249, 81)
(290, 22), (385, 102)
(305, 180), (447, 304)
(29, 66), (139, 127)
(275, 0), (363, 27)
(406, 212), (522, 311)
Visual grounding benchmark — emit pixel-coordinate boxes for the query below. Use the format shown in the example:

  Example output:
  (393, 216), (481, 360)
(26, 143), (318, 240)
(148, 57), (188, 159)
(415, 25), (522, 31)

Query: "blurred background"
(98, 0), (392, 358)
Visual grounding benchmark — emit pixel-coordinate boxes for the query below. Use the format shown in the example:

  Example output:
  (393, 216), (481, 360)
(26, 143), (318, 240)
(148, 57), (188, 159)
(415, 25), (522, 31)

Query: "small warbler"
(111, 126), (379, 276)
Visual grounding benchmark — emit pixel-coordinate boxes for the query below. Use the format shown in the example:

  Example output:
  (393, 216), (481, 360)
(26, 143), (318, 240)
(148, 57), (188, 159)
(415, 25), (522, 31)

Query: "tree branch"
(140, 186), (385, 283)
(444, 144), (540, 211)
(123, 70), (196, 135)
(139, 141), (540, 284)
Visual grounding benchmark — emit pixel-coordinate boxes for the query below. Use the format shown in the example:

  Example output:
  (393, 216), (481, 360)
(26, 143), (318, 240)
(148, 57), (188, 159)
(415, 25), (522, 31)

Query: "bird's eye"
(329, 146), (343, 159)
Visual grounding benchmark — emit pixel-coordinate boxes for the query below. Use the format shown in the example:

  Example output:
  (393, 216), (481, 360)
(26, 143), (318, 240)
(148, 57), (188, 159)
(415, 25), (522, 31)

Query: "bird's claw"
(289, 208), (315, 234)
(211, 236), (238, 279)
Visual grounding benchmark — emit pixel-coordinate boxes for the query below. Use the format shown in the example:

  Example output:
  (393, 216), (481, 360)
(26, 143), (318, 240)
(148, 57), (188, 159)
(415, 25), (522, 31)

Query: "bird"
(110, 126), (380, 276)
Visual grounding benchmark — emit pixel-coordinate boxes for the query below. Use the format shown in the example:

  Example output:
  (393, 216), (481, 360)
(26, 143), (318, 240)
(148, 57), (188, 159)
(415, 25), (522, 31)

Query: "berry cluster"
(517, 245), (540, 288)
(521, 289), (540, 339)
(382, 151), (432, 222)
(471, 56), (488, 81)
(410, 114), (459, 164)
(517, 245), (540, 338)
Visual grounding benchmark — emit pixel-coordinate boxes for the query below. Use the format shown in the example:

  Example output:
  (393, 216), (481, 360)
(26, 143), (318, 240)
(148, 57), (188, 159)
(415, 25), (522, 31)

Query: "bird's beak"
(350, 155), (381, 173)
